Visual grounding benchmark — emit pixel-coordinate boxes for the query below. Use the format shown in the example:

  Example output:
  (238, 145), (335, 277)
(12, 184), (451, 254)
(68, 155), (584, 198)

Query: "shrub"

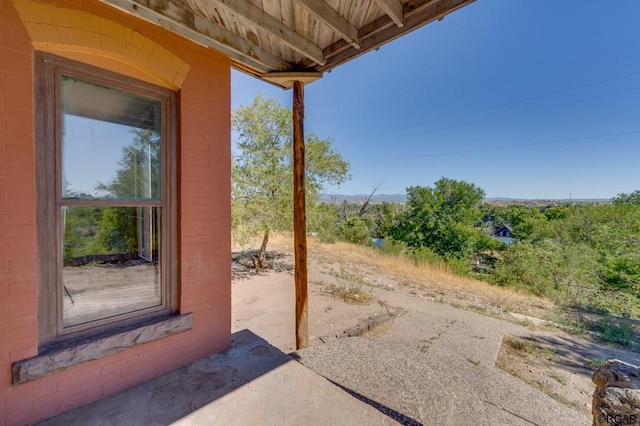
(337, 217), (372, 245)
(379, 238), (408, 256)
(591, 316), (635, 347)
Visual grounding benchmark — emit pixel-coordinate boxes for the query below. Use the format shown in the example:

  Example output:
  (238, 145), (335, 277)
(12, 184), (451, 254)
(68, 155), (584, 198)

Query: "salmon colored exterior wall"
(0, 0), (232, 423)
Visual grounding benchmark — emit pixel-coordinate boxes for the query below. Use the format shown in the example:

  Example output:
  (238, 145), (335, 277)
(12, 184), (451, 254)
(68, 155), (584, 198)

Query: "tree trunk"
(256, 231), (269, 269)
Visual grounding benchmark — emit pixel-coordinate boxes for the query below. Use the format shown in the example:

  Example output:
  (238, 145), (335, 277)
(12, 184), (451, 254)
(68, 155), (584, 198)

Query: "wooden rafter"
(101, 0), (291, 72)
(372, 0), (404, 28)
(100, 0), (477, 83)
(295, 0), (360, 49)
(300, 0), (474, 71)
(211, 0), (325, 66)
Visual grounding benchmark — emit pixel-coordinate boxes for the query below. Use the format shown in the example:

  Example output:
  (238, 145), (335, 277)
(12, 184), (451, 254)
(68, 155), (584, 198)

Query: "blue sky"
(232, 0), (640, 199)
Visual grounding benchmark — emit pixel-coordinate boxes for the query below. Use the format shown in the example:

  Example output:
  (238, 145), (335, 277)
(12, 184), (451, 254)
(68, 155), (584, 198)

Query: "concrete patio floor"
(38, 262), (620, 425)
(38, 329), (398, 426)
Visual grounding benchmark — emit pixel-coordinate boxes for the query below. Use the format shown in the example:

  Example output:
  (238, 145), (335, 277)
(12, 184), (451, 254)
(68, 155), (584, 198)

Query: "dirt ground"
(63, 260), (160, 326)
(232, 235), (640, 418)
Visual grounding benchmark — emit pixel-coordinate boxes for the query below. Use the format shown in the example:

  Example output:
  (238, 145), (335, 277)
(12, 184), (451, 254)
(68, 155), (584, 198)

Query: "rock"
(592, 359), (640, 389)
(592, 359), (640, 426)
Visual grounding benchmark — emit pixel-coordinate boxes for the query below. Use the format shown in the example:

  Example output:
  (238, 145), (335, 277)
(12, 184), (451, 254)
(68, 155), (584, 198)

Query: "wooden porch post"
(293, 80), (308, 349)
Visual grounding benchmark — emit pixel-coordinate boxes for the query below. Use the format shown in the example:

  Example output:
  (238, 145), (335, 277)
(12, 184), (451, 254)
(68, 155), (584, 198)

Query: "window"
(35, 52), (177, 349)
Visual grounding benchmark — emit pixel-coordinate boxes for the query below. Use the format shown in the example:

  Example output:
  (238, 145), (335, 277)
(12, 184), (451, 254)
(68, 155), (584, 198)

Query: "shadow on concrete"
(40, 329), (397, 425)
(40, 330), (292, 425)
(329, 379), (423, 426)
(522, 333), (640, 378)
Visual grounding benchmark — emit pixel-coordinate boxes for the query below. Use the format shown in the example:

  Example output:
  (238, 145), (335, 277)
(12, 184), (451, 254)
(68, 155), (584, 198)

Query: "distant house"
(494, 224), (513, 238)
(493, 224), (516, 245)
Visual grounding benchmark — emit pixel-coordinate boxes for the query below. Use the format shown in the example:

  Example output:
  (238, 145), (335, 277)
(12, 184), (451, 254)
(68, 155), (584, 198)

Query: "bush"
(591, 316), (635, 347)
(409, 246), (442, 265)
(337, 217), (372, 245)
(445, 257), (472, 276)
(379, 238), (408, 256)
(317, 230), (337, 244)
(587, 290), (640, 319)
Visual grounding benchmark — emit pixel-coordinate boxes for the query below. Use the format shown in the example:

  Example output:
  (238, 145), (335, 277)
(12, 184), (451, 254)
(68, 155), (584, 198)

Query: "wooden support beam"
(211, 0), (325, 66)
(101, 0), (291, 72)
(296, 0), (360, 49)
(309, 0), (474, 71)
(372, 0), (404, 28)
(293, 80), (308, 350)
(262, 72), (322, 89)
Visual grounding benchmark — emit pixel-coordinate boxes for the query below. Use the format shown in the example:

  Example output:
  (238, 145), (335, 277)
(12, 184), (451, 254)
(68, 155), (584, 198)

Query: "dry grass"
(324, 266), (373, 304)
(244, 233), (554, 320)
(326, 283), (372, 304)
(305, 238), (553, 318)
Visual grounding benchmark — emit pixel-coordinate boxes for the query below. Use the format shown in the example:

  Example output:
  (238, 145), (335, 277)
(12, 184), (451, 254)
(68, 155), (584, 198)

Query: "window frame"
(35, 52), (178, 350)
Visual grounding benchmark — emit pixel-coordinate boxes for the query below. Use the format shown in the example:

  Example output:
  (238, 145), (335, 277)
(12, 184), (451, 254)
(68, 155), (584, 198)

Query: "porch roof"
(100, 0), (475, 88)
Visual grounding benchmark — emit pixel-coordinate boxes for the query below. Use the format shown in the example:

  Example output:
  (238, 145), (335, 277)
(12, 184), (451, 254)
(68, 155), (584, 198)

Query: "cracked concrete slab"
(39, 330), (397, 426)
(295, 303), (591, 425)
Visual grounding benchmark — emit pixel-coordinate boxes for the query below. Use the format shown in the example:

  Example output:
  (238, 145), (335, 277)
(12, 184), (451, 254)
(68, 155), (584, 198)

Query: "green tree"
(371, 201), (401, 238)
(91, 128), (160, 255)
(63, 205), (102, 262)
(485, 200), (640, 317)
(492, 240), (600, 302)
(484, 204), (551, 240)
(337, 216), (372, 245)
(92, 207), (139, 254)
(391, 178), (486, 259)
(613, 190), (640, 205)
(232, 95), (349, 267)
(62, 129), (160, 262)
(95, 129), (160, 199)
(308, 202), (339, 241)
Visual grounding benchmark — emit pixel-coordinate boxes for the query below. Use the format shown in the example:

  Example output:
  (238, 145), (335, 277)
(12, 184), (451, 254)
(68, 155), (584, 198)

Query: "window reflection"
(61, 76), (161, 200)
(62, 206), (161, 328)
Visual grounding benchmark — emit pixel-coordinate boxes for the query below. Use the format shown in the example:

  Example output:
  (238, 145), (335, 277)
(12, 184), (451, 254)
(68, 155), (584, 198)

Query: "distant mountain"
(320, 194), (611, 204)
(319, 193), (407, 203)
(484, 197), (611, 203)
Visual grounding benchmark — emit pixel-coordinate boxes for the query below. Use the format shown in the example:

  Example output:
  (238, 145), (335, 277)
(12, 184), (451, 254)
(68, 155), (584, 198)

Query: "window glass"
(61, 76), (162, 200)
(59, 76), (165, 329)
(36, 53), (176, 347)
(62, 206), (162, 328)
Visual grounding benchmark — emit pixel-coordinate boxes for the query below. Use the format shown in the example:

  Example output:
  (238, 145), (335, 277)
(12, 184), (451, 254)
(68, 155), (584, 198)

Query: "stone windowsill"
(12, 313), (193, 385)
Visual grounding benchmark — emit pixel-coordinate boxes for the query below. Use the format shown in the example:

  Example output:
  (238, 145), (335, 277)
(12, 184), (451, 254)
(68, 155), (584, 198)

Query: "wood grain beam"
(372, 0), (404, 28)
(295, 0), (360, 49)
(211, 0), (325, 65)
(303, 0), (474, 71)
(101, 0), (292, 73)
(262, 72), (322, 89)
